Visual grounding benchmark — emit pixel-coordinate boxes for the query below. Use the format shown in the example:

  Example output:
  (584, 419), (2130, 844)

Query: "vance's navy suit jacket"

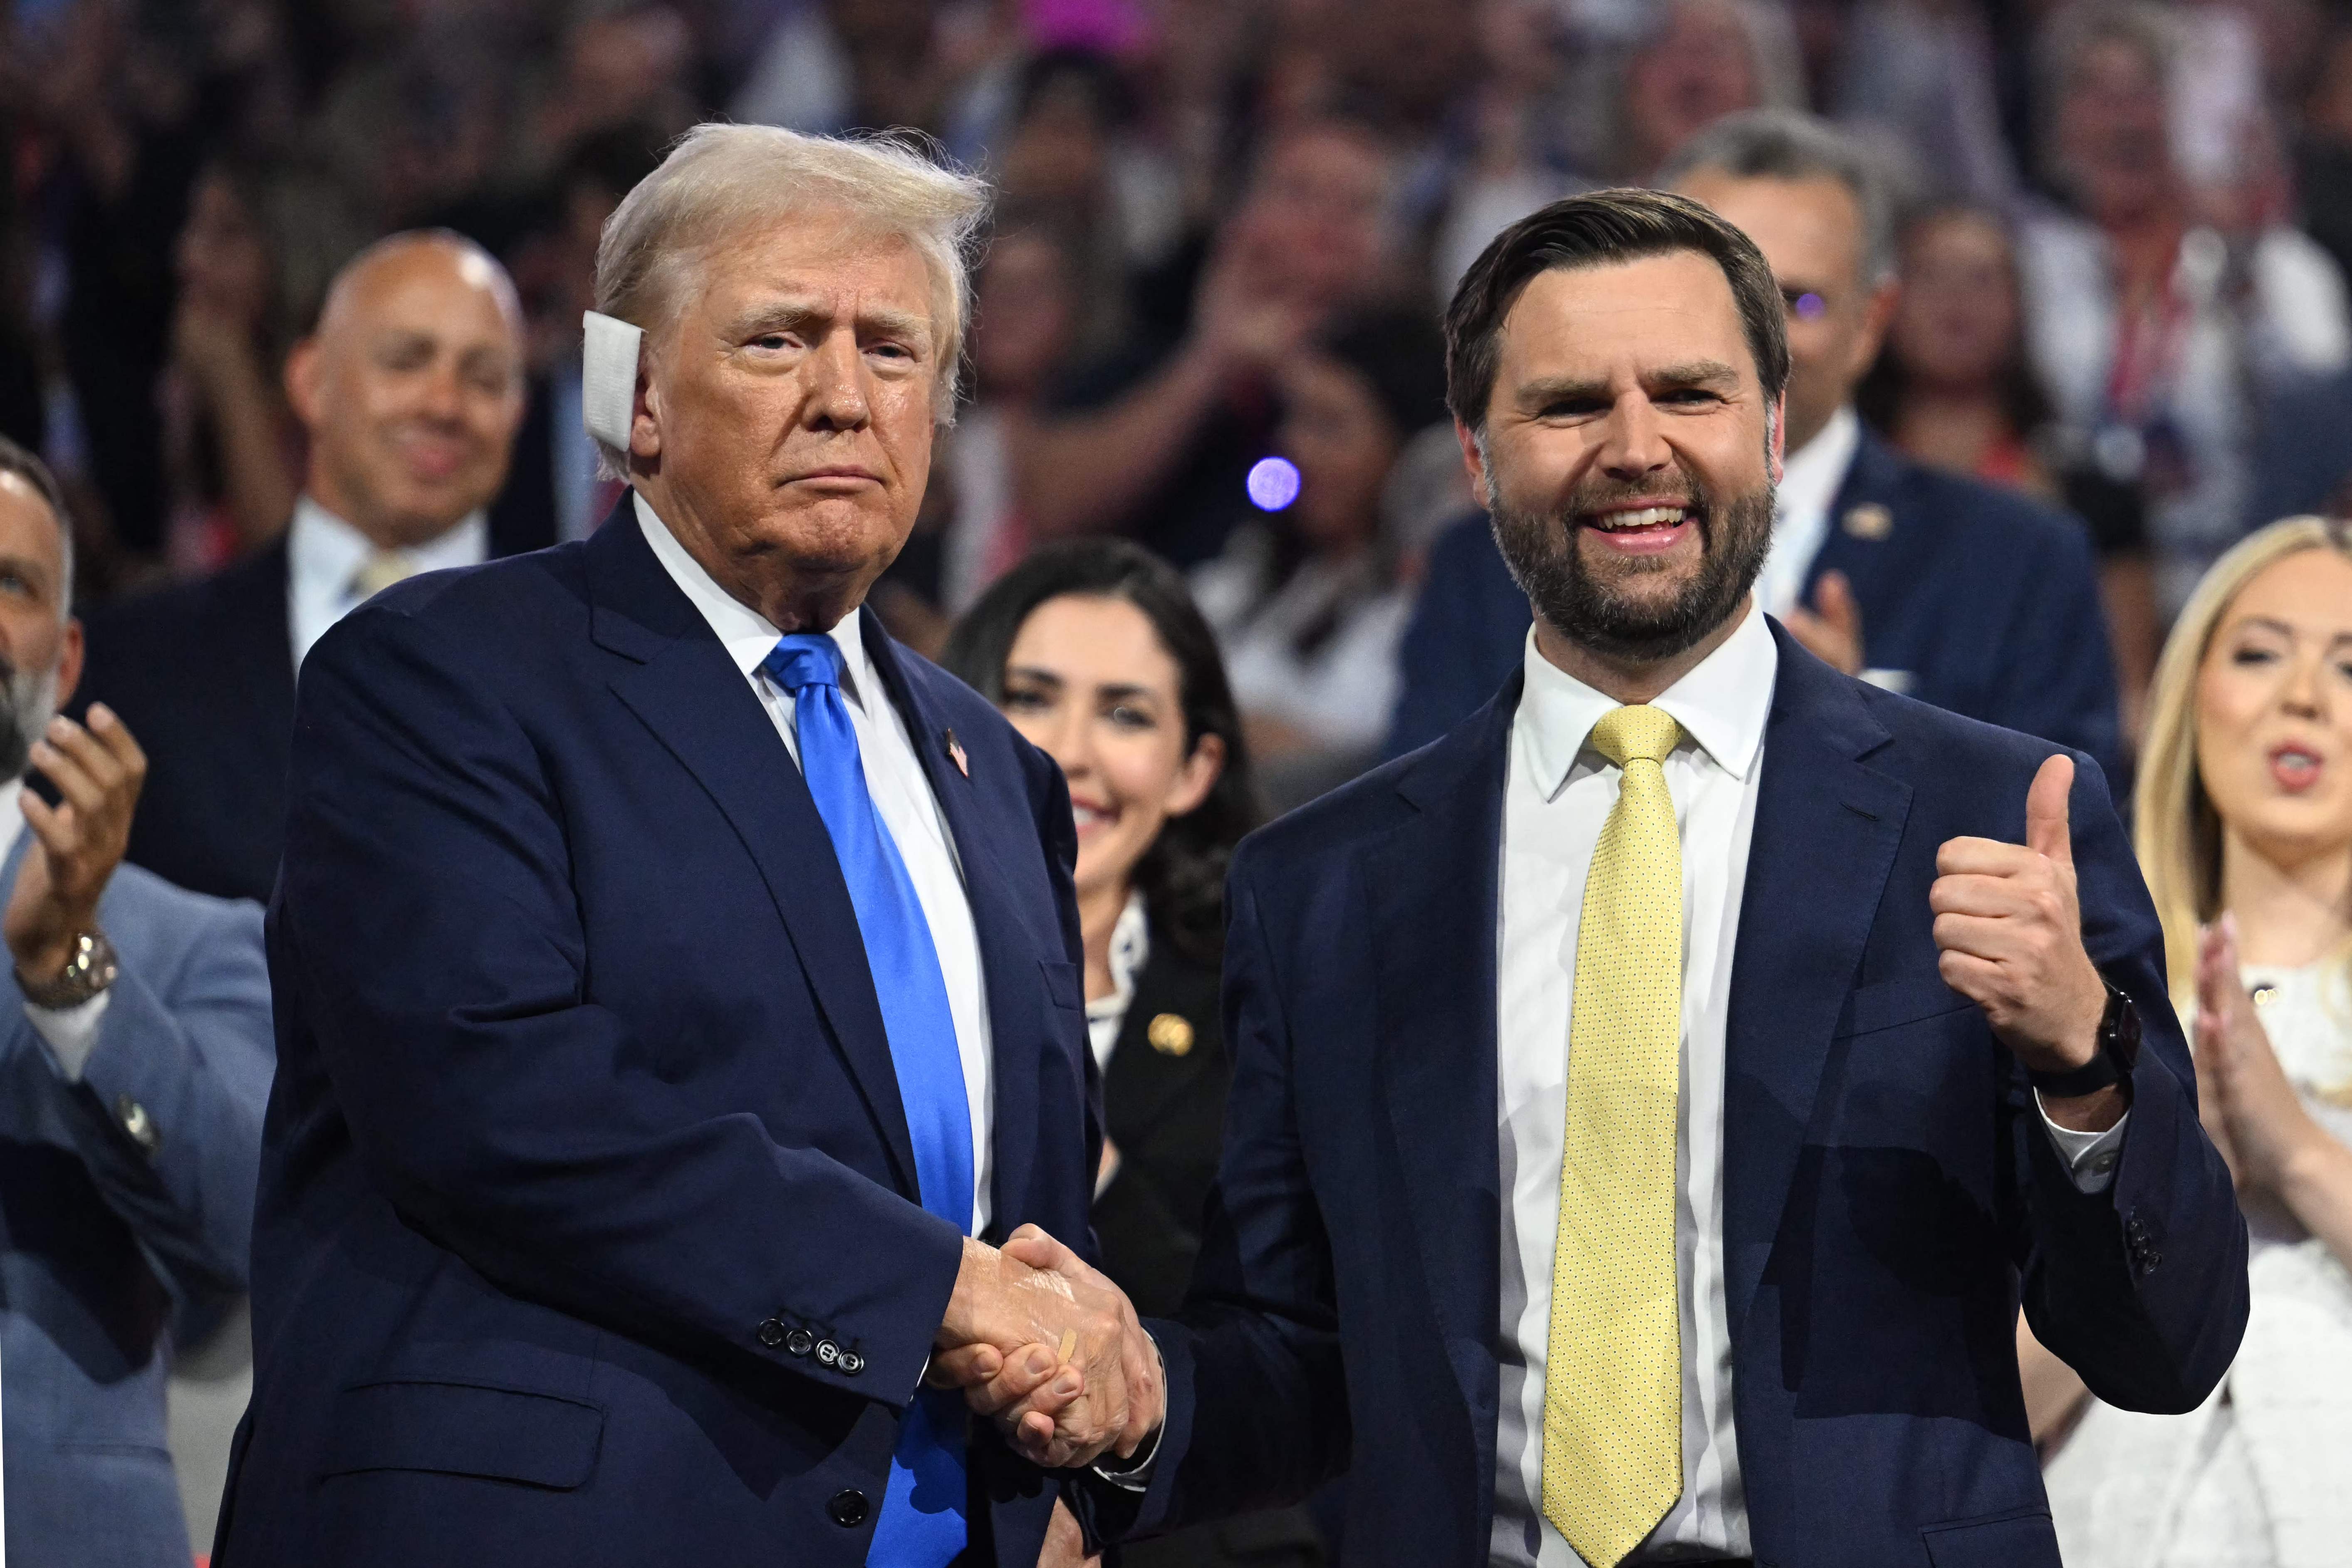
(1112, 622), (2245, 1568)
(216, 505), (1099, 1568)
(1386, 432), (2124, 784)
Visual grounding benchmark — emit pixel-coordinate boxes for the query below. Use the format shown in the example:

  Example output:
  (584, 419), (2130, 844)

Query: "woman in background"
(944, 538), (1320, 1568)
(1857, 202), (2160, 746)
(1189, 306), (1446, 807)
(2028, 516), (2352, 1567)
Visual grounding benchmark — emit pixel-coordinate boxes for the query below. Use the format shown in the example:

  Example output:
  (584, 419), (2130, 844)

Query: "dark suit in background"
(1386, 432), (2125, 783)
(1092, 927), (1326, 1568)
(1103, 625), (2244, 1567)
(216, 508), (1096, 1567)
(76, 501), (557, 904)
(1095, 939), (1229, 1321)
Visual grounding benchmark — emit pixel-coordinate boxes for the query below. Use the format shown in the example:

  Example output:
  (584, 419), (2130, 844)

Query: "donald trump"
(218, 126), (1157, 1568)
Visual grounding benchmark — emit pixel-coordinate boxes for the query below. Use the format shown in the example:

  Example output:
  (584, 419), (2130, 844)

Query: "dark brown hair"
(1443, 187), (1790, 433)
(941, 539), (1262, 963)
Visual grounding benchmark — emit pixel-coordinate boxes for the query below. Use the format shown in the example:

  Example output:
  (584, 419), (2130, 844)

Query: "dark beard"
(1488, 465), (1774, 663)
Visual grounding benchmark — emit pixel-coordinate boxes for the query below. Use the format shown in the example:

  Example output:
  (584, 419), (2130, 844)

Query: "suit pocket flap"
(1040, 957), (1084, 1010)
(1836, 971), (1972, 1039)
(320, 1380), (604, 1490)
(1921, 1506), (2059, 1567)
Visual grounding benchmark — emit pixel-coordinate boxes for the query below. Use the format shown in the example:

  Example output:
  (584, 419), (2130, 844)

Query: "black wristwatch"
(2028, 978), (2142, 1098)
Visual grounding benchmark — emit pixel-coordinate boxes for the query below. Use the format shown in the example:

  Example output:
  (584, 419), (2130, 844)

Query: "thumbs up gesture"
(1930, 754), (2111, 1083)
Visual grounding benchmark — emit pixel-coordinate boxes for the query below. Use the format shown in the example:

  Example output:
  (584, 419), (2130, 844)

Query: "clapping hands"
(2192, 914), (2328, 1195)
(932, 1225), (1163, 1470)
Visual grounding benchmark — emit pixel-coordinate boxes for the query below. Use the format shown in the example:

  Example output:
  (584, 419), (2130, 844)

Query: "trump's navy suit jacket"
(1115, 623), (2245, 1568)
(215, 505), (1098, 1567)
(1386, 432), (2125, 784)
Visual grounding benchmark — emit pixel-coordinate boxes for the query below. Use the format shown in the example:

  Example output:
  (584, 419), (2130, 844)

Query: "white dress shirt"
(634, 493), (996, 1235)
(1490, 602), (2126, 1567)
(287, 496), (489, 670)
(1753, 405), (1859, 622)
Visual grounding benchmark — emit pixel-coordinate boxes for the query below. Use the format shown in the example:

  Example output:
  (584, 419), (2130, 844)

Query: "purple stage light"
(1794, 292), (1827, 320)
(1247, 456), (1302, 511)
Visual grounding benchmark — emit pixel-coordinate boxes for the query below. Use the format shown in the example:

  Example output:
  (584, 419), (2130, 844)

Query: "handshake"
(930, 1224), (1164, 1470)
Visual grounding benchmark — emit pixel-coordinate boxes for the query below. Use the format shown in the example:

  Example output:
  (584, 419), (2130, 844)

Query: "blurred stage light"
(1247, 456), (1301, 511)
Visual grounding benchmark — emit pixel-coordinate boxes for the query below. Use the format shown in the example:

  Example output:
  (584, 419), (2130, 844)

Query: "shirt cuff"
(1089, 1333), (1166, 1491)
(2036, 1091), (2128, 1194)
(27, 989), (111, 1081)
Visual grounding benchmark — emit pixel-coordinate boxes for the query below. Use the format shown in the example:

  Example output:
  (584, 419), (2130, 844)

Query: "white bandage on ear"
(581, 310), (645, 452)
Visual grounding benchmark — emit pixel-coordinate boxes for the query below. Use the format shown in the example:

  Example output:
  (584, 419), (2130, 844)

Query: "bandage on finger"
(1058, 1328), (1078, 1363)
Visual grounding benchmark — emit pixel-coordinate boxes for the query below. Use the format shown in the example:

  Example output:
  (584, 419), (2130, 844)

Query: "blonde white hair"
(2135, 515), (2352, 1008)
(592, 123), (991, 470)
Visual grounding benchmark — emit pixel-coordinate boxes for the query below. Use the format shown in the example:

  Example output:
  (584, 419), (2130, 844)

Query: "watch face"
(2106, 988), (2143, 1068)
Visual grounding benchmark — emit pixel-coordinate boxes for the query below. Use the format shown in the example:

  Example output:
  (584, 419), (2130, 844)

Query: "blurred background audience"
(12, 0), (2352, 1550)
(2025, 515), (2352, 1565)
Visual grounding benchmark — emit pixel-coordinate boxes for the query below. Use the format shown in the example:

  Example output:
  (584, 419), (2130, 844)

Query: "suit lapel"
(857, 615), (1052, 1236)
(1102, 950), (1218, 1141)
(1368, 681), (1515, 1482)
(1802, 431), (1925, 621)
(585, 510), (922, 1201)
(1721, 623), (1912, 1334)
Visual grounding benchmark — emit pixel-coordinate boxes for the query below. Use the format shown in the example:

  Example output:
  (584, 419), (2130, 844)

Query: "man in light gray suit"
(0, 437), (273, 1566)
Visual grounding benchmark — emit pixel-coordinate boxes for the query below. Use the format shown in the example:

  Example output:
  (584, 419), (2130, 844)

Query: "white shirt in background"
(1755, 405), (1860, 622)
(287, 496), (488, 670)
(633, 493), (997, 1235)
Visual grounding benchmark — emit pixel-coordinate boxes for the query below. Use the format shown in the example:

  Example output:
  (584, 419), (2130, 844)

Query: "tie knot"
(762, 633), (844, 693)
(1589, 703), (1681, 769)
(348, 550), (418, 602)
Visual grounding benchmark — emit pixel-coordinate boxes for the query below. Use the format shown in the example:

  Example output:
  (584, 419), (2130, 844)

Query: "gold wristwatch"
(19, 929), (120, 1009)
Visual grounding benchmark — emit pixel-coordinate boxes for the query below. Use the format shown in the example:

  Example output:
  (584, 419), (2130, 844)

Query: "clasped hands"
(931, 1225), (1162, 1471)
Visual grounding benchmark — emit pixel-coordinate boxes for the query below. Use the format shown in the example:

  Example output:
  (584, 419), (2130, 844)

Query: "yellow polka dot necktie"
(1544, 702), (1685, 1568)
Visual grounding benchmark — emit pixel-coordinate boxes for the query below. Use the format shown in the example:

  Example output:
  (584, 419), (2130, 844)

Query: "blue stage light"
(1247, 456), (1301, 511)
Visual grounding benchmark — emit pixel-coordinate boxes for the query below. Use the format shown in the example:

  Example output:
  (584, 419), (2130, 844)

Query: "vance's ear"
(1455, 420), (1492, 510)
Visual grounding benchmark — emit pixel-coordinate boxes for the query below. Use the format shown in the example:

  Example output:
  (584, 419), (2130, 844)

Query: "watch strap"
(2028, 978), (2138, 1098)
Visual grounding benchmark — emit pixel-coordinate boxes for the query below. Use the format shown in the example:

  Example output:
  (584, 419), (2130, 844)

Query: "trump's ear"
(1455, 419), (1492, 510)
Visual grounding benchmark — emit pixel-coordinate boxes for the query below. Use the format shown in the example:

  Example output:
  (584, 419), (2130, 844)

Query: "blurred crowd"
(6, 0), (2352, 1563)
(9, 0), (2352, 801)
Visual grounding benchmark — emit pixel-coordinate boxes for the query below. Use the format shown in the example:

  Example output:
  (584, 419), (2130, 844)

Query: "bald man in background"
(79, 230), (538, 906)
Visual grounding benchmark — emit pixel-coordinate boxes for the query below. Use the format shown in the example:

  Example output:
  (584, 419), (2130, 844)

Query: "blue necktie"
(762, 633), (973, 1568)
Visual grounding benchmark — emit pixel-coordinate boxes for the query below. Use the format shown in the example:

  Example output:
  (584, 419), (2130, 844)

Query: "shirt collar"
(1514, 597), (1778, 799)
(1774, 403), (1860, 533)
(632, 490), (874, 710)
(289, 495), (490, 594)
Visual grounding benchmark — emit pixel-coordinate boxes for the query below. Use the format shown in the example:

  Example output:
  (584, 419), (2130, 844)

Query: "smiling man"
(216, 127), (1157, 1568)
(79, 230), (538, 903)
(1043, 188), (2248, 1568)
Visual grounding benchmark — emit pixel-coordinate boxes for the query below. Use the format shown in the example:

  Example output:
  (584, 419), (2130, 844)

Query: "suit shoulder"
(1232, 747), (1424, 881)
(83, 547), (280, 651)
(1901, 463), (2094, 560)
(308, 544), (590, 674)
(101, 861), (265, 951)
(1854, 674), (2095, 784)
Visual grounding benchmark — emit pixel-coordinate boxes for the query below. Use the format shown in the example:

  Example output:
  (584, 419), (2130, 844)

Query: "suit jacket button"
(838, 1350), (865, 1375)
(827, 1489), (869, 1528)
(115, 1095), (161, 1157)
(785, 1327), (815, 1357)
(756, 1318), (787, 1348)
(816, 1338), (841, 1367)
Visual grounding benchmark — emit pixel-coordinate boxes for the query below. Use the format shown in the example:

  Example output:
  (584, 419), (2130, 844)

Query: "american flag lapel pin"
(944, 728), (969, 778)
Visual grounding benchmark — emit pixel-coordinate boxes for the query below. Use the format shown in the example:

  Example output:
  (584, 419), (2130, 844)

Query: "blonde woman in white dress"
(2025, 515), (2352, 1567)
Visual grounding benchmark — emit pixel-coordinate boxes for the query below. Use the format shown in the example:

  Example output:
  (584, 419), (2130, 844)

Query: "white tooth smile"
(1591, 506), (1688, 531)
